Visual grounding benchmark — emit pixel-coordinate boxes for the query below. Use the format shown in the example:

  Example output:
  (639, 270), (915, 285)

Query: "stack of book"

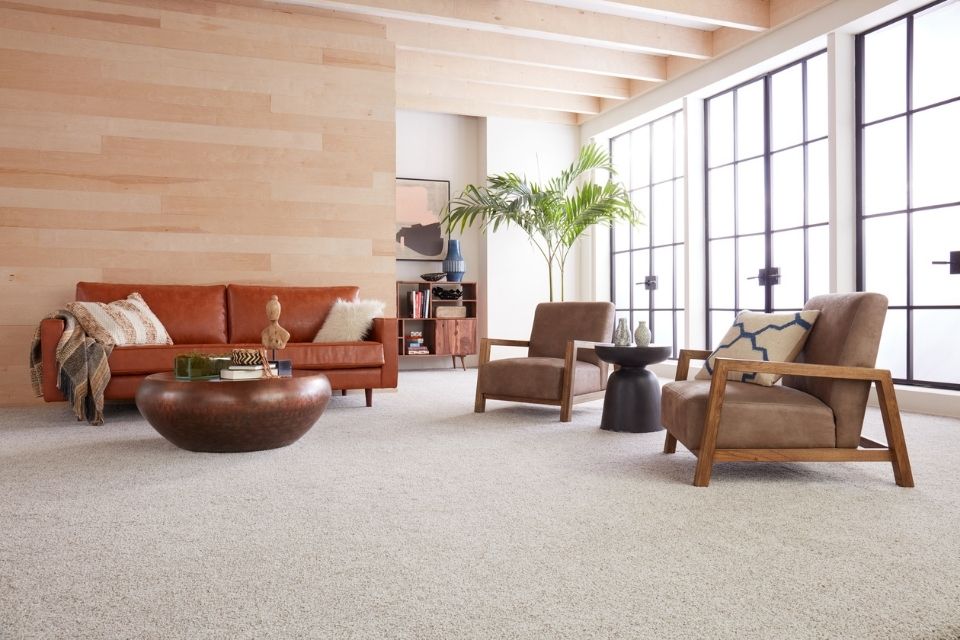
(406, 331), (429, 355)
(220, 363), (279, 380)
(407, 289), (432, 318)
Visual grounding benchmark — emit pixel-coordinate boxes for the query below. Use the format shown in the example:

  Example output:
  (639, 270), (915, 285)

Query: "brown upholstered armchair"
(661, 292), (914, 487)
(474, 302), (615, 422)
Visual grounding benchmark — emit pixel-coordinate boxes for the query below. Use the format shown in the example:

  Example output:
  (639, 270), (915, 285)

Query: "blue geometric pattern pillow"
(696, 310), (820, 386)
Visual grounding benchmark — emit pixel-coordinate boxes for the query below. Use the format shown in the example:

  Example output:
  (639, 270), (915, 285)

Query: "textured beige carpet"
(1, 370), (959, 640)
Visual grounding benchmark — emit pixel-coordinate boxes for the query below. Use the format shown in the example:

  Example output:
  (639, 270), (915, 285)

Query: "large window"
(857, 0), (960, 389)
(610, 111), (685, 356)
(704, 52), (829, 343)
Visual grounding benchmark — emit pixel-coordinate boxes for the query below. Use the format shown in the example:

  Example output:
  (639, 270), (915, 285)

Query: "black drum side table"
(594, 345), (673, 433)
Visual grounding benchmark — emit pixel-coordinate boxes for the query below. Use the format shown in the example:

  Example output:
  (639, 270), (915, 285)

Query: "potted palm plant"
(441, 143), (641, 301)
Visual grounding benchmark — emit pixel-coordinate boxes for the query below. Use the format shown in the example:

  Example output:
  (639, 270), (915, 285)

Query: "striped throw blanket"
(29, 311), (114, 425)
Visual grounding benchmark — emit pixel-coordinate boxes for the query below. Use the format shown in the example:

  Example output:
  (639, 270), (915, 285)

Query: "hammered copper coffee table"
(136, 371), (332, 453)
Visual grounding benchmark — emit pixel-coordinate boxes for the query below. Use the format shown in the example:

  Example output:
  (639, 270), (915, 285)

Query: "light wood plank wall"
(0, 0), (397, 405)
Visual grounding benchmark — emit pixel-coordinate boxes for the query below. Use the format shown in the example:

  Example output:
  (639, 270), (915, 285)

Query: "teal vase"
(443, 239), (465, 282)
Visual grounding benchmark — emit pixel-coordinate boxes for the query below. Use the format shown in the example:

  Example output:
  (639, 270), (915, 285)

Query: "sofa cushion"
(661, 380), (836, 450)
(67, 293), (173, 346)
(76, 282), (227, 344)
(314, 299), (385, 342)
(478, 357), (603, 401)
(227, 285), (359, 344)
(108, 341), (384, 376)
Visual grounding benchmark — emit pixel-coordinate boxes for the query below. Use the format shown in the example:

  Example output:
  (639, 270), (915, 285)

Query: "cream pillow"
(313, 299), (385, 342)
(696, 310), (820, 386)
(66, 292), (173, 346)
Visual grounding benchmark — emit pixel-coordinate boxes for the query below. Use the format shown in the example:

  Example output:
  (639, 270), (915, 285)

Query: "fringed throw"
(30, 311), (114, 425)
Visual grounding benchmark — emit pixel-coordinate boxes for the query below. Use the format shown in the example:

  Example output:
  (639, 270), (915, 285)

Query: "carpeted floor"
(1, 370), (959, 640)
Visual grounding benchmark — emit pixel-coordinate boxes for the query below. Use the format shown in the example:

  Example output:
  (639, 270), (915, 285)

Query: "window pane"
(674, 112), (685, 177)
(913, 2), (960, 110)
(876, 309), (907, 379)
(612, 217), (631, 252)
(675, 243), (685, 308)
(707, 166), (735, 238)
(613, 252), (631, 307)
(709, 239), (736, 309)
(631, 126), (651, 189)
(652, 246), (674, 309)
(862, 214), (907, 306)
(806, 139), (829, 225)
(631, 188), (650, 248)
(651, 182), (674, 247)
(736, 80), (765, 159)
(738, 234), (766, 311)
(631, 249), (650, 310)
(912, 206), (960, 306)
(710, 311), (737, 347)
(771, 229), (805, 310)
(674, 178), (686, 243)
(708, 92), (734, 168)
(737, 158), (765, 236)
(675, 310), (686, 356)
(652, 310), (674, 350)
(863, 118), (907, 215)
(914, 310), (960, 385)
(611, 134), (631, 188)
(807, 225), (830, 299)
(806, 53), (828, 140)
(771, 63), (803, 151)
(771, 147), (804, 230)
(912, 101), (960, 209)
(651, 116), (674, 183)
(863, 20), (906, 122)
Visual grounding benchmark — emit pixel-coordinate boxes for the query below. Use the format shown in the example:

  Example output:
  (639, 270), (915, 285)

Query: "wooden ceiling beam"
(526, 0), (770, 32)
(397, 94), (579, 125)
(387, 21), (666, 82)
(397, 50), (633, 100)
(397, 73), (602, 114)
(294, 0), (712, 57)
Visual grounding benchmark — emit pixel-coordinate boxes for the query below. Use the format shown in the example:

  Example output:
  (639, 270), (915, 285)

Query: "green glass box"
(174, 354), (232, 380)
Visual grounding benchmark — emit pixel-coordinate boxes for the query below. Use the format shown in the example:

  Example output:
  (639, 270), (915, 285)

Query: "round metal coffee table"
(136, 371), (332, 452)
(595, 345), (672, 433)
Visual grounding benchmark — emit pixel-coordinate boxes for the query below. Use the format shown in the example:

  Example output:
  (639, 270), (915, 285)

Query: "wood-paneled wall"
(0, 0), (397, 405)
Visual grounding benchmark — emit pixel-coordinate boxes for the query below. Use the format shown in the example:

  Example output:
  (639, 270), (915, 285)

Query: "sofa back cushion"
(227, 285), (360, 343)
(75, 282), (227, 344)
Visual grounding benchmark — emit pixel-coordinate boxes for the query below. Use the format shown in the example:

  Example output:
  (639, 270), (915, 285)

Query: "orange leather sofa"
(39, 282), (398, 407)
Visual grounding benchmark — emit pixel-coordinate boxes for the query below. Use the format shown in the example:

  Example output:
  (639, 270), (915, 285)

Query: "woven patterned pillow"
(696, 310), (820, 386)
(313, 299), (384, 342)
(66, 292), (173, 346)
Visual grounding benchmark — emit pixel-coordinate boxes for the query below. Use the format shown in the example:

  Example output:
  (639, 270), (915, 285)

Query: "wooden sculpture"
(261, 295), (290, 351)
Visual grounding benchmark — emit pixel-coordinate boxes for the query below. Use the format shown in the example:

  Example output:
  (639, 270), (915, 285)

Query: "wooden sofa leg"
(875, 375), (915, 488)
(364, 388), (373, 407)
(664, 432), (677, 454)
(341, 389), (347, 396)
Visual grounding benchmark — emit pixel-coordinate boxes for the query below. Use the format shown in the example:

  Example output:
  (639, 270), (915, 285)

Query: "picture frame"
(395, 177), (450, 261)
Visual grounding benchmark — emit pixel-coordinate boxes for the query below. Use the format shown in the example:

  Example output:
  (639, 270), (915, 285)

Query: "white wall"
(395, 109), (482, 369)
(482, 117), (580, 354)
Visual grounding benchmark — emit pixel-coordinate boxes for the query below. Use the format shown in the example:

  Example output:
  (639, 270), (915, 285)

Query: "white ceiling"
(284, 0), (832, 125)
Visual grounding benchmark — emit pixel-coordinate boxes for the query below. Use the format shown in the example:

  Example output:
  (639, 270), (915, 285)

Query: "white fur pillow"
(313, 299), (385, 342)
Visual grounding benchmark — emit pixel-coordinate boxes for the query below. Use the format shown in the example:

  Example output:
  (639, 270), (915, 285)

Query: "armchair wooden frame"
(666, 349), (914, 488)
(475, 338), (610, 422)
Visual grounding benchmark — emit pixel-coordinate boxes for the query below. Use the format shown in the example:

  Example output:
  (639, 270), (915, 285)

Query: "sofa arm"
(40, 317), (66, 402)
(371, 317), (398, 388)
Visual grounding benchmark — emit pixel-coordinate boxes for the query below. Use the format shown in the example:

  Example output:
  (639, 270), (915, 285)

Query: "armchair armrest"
(40, 317), (66, 401)
(711, 357), (891, 383)
(478, 337), (530, 366)
(370, 317), (398, 388)
(675, 348), (712, 381)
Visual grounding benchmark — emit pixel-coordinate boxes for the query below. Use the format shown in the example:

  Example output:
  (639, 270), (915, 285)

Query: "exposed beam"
(397, 50), (632, 100)
(397, 74), (602, 114)
(291, 0), (712, 58)
(525, 0), (770, 32)
(397, 94), (579, 125)
(387, 21), (666, 82)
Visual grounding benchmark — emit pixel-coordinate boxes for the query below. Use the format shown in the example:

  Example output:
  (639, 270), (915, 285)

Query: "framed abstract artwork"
(395, 177), (450, 261)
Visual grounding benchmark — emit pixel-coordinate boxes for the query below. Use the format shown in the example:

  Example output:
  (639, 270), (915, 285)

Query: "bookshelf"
(396, 280), (478, 370)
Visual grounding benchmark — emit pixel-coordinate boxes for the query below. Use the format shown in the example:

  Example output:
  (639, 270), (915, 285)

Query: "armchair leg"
(560, 397), (573, 422)
(664, 432), (677, 454)
(364, 388), (373, 407)
(875, 375), (915, 487)
(693, 375), (727, 487)
(474, 389), (486, 413)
